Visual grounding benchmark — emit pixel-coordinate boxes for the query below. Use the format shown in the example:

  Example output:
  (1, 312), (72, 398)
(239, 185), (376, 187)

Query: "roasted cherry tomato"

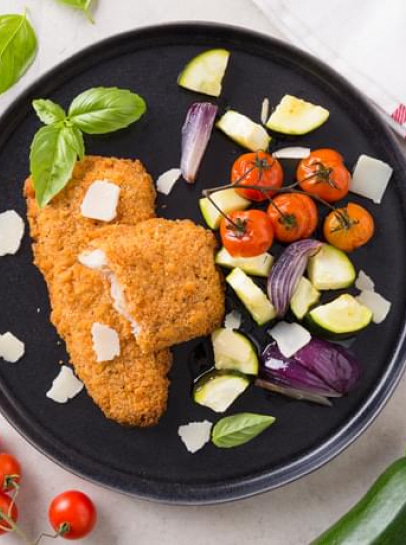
(231, 150), (284, 202)
(0, 453), (21, 492)
(267, 193), (318, 243)
(0, 492), (18, 535)
(220, 209), (274, 257)
(323, 202), (374, 252)
(297, 148), (350, 203)
(49, 490), (97, 540)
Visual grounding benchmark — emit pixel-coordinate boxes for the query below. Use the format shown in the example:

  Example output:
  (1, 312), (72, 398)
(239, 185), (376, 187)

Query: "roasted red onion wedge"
(181, 102), (218, 183)
(267, 239), (322, 317)
(258, 339), (361, 406)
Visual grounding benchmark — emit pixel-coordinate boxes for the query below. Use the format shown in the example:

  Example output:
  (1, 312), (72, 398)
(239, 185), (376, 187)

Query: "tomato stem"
(251, 151), (274, 172)
(0, 510), (32, 544)
(330, 208), (360, 232)
(33, 523), (71, 544)
(205, 193), (242, 231)
(268, 199), (289, 222)
(33, 531), (60, 544)
(4, 474), (20, 492)
(225, 216), (248, 236)
(310, 161), (338, 189)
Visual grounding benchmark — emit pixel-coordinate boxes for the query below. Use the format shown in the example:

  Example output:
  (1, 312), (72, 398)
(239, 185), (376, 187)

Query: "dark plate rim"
(1, 22), (406, 505)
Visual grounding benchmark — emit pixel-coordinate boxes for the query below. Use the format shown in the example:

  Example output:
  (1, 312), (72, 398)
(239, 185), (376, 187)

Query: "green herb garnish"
(212, 412), (276, 448)
(56, 0), (95, 22)
(0, 13), (37, 95)
(30, 87), (147, 207)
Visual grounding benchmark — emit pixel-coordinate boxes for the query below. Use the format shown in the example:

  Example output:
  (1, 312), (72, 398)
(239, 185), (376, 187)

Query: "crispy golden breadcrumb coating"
(25, 156), (171, 426)
(95, 219), (225, 354)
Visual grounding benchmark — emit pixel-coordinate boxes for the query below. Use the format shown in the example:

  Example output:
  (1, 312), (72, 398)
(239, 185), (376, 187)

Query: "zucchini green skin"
(303, 314), (362, 341)
(312, 457), (406, 545)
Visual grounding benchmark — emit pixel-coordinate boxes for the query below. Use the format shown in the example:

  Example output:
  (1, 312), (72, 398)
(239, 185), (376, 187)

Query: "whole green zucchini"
(312, 457), (406, 544)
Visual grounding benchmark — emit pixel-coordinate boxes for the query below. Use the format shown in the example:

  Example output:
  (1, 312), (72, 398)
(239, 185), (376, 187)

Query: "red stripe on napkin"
(391, 104), (406, 125)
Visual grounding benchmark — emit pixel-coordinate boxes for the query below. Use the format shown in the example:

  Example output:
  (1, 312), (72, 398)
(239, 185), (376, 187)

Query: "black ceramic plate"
(1, 23), (406, 505)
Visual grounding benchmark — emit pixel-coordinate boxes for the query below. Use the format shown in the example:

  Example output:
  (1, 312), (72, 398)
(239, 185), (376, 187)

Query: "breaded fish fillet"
(93, 219), (225, 354)
(25, 156), (171, 426)
(49, 261), (171, 426)
(25, 155), (156, 283)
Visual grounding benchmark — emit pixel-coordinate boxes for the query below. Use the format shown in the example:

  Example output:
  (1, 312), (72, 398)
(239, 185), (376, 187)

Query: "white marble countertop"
(1, 1), (406, 544)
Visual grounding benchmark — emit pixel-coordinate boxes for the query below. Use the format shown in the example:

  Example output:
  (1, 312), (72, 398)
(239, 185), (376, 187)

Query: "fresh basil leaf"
(56, 0), (94, 22)
(32, 99), (66, 125)
(64, 125), (85, 160)
(212, 413), (276, 448)
(0, 14), (37, 95)
(68, 87), (147, 135)
(30, 125), (80, 207)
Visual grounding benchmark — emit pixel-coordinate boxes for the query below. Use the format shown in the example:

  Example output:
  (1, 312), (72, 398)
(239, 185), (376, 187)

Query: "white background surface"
(1, 1), (406, 544)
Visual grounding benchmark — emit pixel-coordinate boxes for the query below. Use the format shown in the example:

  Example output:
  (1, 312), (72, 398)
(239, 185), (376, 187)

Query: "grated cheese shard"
(80, 180), (120, 221)
(0, 210), (25, 256)
(91, 322), (120, 362)
(0, 332), (25, 363)
(351, 155), (393, 204)
(269, 321), (311, 358)
(355, 270), (375, 292)
(156, 168), (182, 195)
(46, 365), (84, 403)
(78, 249), (107, 270)
(178, 420), (213, 453)
(224, 310), (242, 330)
(356, 290), (391, 324)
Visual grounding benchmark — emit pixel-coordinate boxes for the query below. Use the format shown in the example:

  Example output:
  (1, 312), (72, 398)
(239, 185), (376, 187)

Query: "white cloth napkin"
(252, 0), (406, 137)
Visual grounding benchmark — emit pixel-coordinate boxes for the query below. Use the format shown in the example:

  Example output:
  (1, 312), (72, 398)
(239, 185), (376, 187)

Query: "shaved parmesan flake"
(78, 249), (107, 270)
(265, 357), (289, 371)
(224, 310), (242, 330)
(91, 322), (120, 362)
(80, 252), (140, 337)
(156, 168), (181, 195)
(80, 180), (120, 221)
(0, 210), (25, 256)
(355, 270), (375, 292)
(269, 321), (311, 358)
(0, 332), (25, 363)
(351, 155), (393, 204)
(272, 147), (310, 159)
(260, 98), (270, 125)
(109, 274), (140, 336)
(46, 366), (84, 403)
(356, 290), (391, 324)
(178, 421), (212, 453)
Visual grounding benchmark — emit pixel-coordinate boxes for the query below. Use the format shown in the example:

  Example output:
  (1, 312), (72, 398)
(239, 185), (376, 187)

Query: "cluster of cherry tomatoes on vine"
(214, 149), (375, 257)
(0, 447), (96, 543)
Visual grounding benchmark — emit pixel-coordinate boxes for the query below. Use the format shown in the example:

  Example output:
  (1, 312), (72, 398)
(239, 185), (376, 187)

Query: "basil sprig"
(30, 87), (147, 207)
(0, 13), (37, 95)
(212, 413), (276, 448)
(56, 0), (95, 22)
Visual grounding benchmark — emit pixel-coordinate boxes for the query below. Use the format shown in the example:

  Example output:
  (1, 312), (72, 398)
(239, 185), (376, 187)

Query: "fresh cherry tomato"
(267, 193), (318, 243)
(231, 150), (284, 202)
(299, 194), (319, 238)
(220, 209), (274, 257)
(323, 202), (374, 252)
(297, 148), (350, 203)
(0, 492), (18, 535)
(49, 490), (97, 540)
(0, 453), (21, 493)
